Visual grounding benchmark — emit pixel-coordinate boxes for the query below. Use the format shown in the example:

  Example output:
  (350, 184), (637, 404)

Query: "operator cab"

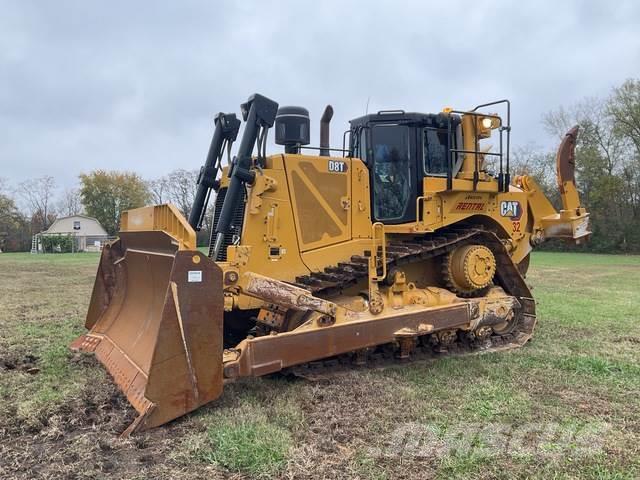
(349, 111), (462, 224)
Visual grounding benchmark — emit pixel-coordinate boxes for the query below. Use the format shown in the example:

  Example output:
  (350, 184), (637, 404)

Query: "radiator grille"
(208, 187), (247, 261)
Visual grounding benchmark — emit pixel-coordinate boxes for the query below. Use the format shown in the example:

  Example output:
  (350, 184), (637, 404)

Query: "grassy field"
(0, 251), (639, 479)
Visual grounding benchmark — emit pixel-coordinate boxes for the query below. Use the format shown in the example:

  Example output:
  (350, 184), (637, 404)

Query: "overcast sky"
(1, 1), (639, 191)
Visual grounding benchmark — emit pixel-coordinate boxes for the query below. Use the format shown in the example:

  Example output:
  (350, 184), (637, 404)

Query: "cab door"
(368, 124), (417, 224)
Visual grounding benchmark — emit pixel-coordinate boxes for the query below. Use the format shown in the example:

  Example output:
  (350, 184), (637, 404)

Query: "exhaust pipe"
(320, 105), (333, 157)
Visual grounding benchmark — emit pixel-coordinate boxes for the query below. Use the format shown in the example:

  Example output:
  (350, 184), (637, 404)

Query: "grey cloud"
(1, 0), (639, 190)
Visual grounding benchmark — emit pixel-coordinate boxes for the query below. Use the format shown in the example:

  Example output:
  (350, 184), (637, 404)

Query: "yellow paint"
(120, 115), (589, 315)
(120, 203), (196, 250)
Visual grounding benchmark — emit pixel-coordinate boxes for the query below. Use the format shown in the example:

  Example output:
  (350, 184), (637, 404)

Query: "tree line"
(1, 79), (639, 253)
(0, 169), (213, 252)
(511, 79), (640, 253)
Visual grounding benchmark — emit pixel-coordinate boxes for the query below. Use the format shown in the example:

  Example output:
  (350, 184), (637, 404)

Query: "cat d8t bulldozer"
(71, 93), (589, 434)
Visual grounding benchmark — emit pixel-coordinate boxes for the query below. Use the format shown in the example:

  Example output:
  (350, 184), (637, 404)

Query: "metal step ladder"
(30, 235), (38, 254)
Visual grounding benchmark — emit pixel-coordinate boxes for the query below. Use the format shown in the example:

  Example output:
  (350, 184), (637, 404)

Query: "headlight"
(482, 117), (493, 129)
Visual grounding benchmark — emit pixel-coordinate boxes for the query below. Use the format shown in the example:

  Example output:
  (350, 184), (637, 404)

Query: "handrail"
(370, 222), (387, 282)
(415, 196), (426, 228)
(448, 100), (511, 193)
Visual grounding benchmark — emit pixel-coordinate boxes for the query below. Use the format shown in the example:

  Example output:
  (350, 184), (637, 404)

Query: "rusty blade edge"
(70, 333), (156, 435)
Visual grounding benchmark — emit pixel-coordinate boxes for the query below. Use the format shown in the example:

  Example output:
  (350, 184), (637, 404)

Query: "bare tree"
(0, 186), (29, 252)
(543, 97), (625, 176)
(150, 170), (215, 246)
(511, 144), (554, 180)
(511, 144), (559, 208)
(57, 188), (83, 217)
(19, 176), (57, 230)
(609, 78), (640, 156)
(147, 177), (169, 204)
(165, 169), (198, 218)
(608, 79), (640, 216)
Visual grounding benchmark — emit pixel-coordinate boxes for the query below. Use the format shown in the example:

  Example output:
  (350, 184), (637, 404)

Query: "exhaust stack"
(320, 105), (333, 156)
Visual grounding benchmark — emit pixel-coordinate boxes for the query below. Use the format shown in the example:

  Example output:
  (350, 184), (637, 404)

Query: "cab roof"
(349, 111), (461, 129)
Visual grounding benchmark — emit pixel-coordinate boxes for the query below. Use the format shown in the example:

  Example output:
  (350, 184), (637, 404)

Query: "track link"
(287, 227), (536, 378)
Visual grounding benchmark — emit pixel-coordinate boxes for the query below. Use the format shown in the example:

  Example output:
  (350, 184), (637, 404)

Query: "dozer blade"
(71, 231), (224, 434)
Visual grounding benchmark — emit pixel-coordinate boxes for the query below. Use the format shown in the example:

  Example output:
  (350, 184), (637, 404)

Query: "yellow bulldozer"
(71, 94), (589, 434)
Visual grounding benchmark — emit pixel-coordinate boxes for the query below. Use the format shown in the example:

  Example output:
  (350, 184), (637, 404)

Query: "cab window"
(424, 128), (450, 175)
(355, 128), (369, 163)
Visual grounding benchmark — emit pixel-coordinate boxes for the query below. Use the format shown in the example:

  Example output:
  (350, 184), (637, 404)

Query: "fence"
(31, 233), (115, 254)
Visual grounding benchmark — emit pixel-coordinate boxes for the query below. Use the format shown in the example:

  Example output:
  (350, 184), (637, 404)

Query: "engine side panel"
(285, 155), (352, 251)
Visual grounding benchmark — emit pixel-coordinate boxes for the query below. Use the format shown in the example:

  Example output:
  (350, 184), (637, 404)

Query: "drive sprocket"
(443, 244), (496, 296)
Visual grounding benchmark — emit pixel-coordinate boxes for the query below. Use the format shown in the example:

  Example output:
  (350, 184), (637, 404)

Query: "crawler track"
(288, 227), (537, 377)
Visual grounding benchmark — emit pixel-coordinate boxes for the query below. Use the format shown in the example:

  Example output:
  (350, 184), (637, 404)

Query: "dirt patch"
(0, 362), (197, 480)
(615, 335), (640, 344)
(1, 353), (40, 374)
(273, 372), (424, 477)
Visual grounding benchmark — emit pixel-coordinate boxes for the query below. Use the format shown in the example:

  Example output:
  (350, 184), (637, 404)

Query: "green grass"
(0, 250), (639, 478)
(1, 251), (101, 265)
(0, 252), (102, 427)
(13, 321), (85, 415)
(194, 415), (292, 477)
(354, 251), (640, 478)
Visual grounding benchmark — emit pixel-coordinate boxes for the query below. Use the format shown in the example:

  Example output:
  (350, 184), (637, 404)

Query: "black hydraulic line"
(504, 102), (511, 193)
(446, 116), (453, 190)
(342, 129), (350, 157)
(498, 128), (504, 192)
(211, 93), (278, 260)
(473, 113), (479, 191)
(188, 112), (241, 230)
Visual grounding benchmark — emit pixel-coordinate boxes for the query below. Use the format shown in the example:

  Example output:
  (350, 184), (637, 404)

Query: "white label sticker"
(328, 160), (347, 173)
(188, 270), (202, 283)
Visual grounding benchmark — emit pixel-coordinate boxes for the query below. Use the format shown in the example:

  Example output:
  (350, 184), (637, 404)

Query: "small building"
(33, 214), (110, 253)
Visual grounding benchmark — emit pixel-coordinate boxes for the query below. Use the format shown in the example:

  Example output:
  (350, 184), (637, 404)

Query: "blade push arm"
(188, 112), (241, 231)
(211, 93), (278, 259)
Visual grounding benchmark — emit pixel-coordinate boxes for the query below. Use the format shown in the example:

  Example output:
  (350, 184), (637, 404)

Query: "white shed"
(34, 214), (110, 253)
